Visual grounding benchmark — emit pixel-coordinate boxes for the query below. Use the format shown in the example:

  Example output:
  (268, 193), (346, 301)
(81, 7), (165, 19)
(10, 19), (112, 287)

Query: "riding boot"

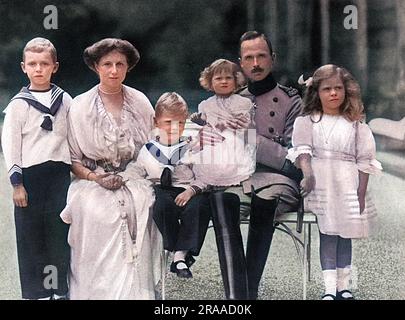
(210, 192), (248, 300)
(246, 193), (278, 299)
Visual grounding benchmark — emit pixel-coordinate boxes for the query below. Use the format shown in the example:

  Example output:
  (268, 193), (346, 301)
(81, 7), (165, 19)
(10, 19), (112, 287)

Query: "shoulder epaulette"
(235, 85), (248, 94)
(279, 85), (299, 97)
(236, 85), (254, 100)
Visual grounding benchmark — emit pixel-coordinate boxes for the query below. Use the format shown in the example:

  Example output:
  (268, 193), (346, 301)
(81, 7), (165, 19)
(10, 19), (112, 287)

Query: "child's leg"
(152, 186), (182, 251)
(43, 162), (71, 298)
(174, 193), (210, 256)
(170, 193), (210, 279)
(15, 166), (52, 299)
(319, 232), (338, 298)
(336, 236), (353, 299)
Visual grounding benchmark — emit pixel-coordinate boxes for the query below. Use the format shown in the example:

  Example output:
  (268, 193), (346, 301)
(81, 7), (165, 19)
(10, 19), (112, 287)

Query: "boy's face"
(154, 112), (187, 145)
(21, 50), (58, 90)
(211, 71), (236, 97)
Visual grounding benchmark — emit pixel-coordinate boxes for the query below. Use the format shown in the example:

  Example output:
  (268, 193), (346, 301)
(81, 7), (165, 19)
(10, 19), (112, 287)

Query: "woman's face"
(318, 74), (345, 115)
(95, 50), (128, 89)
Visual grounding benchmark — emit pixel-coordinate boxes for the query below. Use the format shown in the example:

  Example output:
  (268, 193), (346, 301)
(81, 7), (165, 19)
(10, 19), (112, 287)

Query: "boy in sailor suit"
(1, 38), (72, 300)
(135, 92), (210, 279)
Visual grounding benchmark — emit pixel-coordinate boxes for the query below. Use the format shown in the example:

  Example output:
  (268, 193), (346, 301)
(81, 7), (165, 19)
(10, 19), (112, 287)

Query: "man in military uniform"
(238, 31), (303, 299)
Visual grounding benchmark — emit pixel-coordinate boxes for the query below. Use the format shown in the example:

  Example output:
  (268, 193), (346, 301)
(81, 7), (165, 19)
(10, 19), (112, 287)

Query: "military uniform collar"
(248, 73), (277, 96)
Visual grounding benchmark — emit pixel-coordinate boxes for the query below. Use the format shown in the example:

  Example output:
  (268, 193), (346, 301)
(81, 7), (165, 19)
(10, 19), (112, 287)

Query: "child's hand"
(300, 174), (315, 197)
(357, 192), (366, 214)
(190, 112), (207, 126)
(13, 185), (28, 207)
(175, 189), (195, 207)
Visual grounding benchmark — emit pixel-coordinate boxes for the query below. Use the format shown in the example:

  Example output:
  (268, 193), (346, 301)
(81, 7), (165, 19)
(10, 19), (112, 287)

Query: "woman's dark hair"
(83, 38), (140, 72)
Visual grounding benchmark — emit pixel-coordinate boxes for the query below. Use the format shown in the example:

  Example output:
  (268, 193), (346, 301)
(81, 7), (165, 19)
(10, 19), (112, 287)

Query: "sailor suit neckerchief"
(146, 138), (190, 188)
(145, 138), (190, 168)
(11, 83), (65, 131)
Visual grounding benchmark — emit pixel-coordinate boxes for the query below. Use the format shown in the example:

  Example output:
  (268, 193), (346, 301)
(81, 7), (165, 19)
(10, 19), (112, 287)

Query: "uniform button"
(268, 127), (274, 133)
(273, 97), (278, 102)
(269, 111), (275, 117)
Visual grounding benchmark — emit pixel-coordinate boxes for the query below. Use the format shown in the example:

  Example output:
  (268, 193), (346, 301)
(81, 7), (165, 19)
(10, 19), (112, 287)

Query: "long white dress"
(287, 114), (382, 238)
(60, 85), (163, 300)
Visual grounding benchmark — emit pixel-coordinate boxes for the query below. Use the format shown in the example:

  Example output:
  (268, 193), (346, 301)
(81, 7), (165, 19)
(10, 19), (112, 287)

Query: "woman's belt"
(96, 160), (127, 172)
(313, 149), (356, 162)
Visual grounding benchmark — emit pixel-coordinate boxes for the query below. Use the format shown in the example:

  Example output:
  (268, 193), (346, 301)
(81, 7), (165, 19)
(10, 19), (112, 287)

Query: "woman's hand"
(175, 188), (195, 207)
(13, 184), (28, 207)
(82, 156), (97, 171)
(300, 174), (315, 198)
(95, 173), (125, 190)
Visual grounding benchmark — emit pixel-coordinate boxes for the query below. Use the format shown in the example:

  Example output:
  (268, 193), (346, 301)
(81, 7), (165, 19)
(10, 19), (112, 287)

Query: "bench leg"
(307, 224), (312, 282)
(161, 250), (170, 300)
(303, 223), (308, 300)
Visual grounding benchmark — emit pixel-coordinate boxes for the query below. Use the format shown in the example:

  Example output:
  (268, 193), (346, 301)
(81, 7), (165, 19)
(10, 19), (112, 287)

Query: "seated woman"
(60, 38), (162, 300)
(369, 117), (405, 151)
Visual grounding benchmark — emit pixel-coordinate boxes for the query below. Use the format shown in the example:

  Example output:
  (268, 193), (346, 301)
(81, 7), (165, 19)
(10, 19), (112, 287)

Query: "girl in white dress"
(192, 58), (256, 186)
(288, 64), (382, 300)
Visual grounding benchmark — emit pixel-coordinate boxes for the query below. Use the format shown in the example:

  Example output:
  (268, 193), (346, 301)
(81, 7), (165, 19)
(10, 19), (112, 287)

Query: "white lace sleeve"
(286, 116), (313, 163)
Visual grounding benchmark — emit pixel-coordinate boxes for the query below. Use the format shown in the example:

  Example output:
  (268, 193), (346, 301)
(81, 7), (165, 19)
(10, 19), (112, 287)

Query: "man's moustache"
(252, 68), (264, 73)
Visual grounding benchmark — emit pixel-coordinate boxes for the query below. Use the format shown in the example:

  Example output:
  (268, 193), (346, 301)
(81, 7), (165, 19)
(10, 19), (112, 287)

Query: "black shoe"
(170, 260), (193, 278)
(321, 294), (336, 300)
(336, 290), (355, 300)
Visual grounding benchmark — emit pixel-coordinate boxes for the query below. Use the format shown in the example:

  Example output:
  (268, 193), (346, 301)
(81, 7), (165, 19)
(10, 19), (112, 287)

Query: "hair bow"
(298, 75), (313, 87)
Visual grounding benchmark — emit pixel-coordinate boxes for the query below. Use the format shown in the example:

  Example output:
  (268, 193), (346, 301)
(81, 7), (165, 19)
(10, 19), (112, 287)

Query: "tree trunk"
(354, 0), (368, 94)
(394, 0), (405, 118)
(320, 0), (330, 64)
(247, 0), (256, 31)
(396, 0), (405, 96)
(286, 0), (297, 73)
(264, 0), (278, 52)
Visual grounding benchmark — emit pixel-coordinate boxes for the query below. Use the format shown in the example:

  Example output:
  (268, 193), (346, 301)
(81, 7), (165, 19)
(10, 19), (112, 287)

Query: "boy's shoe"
(170, 260), (193, 278)
(336, 290), (355, 300)
(321, 294), (336, 300)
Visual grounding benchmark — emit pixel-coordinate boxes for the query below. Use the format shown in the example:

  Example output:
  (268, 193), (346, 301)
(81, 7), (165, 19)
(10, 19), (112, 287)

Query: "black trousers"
(14, 161), (71, 299)
(209, 191), (248, 300)
(152, 186), (210, 256)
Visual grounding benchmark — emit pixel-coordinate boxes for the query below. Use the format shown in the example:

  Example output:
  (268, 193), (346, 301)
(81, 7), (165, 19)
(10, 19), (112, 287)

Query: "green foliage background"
(0, 0), (250, 112)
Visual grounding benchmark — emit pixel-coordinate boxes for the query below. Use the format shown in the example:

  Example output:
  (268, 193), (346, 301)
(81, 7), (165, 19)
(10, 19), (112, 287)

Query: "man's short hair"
(239, 31), (273, 56)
